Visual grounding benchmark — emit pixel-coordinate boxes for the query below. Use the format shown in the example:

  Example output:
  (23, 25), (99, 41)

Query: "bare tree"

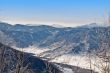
(93, 18), (110, 73)
(0, 46), (6, 73)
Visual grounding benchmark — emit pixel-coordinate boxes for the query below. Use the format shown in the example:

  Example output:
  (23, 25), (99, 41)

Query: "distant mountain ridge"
(78, 23), (109, 28)
(0, 22), (110, 55)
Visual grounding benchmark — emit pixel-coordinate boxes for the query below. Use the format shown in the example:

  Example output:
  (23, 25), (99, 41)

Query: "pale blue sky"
(0, 0), (110, 27)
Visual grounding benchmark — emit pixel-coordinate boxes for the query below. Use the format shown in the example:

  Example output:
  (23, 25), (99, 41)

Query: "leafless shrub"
(92, 26), (110, 73)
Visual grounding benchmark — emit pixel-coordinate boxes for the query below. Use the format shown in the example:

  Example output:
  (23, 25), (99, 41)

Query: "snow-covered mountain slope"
(55, 63), (98, 73)
(0, 43), (62, 73)
(78, 23), (109, 28)
(14, 46), (98, 73)
(0, 31), (16, 46)
(1, 22), (110, 73)
(14, 42), (110, 73)
(14, 46), (100, 73)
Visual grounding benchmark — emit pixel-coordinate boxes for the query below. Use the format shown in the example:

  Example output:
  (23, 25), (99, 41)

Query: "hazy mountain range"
(0, 22), (110, 54)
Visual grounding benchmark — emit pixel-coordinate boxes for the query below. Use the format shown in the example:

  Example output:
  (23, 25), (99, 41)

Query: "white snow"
(62, 68), (74, 73)
(13, 46), (50, 57)
(51, 54), (110, 73)
(13, 46), (108, 73)
(55, 64), (74, 73)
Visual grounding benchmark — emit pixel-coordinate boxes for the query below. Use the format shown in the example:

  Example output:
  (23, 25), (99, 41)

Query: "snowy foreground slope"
(0, 43), (62, 73)
(15, 46), (99, 73)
